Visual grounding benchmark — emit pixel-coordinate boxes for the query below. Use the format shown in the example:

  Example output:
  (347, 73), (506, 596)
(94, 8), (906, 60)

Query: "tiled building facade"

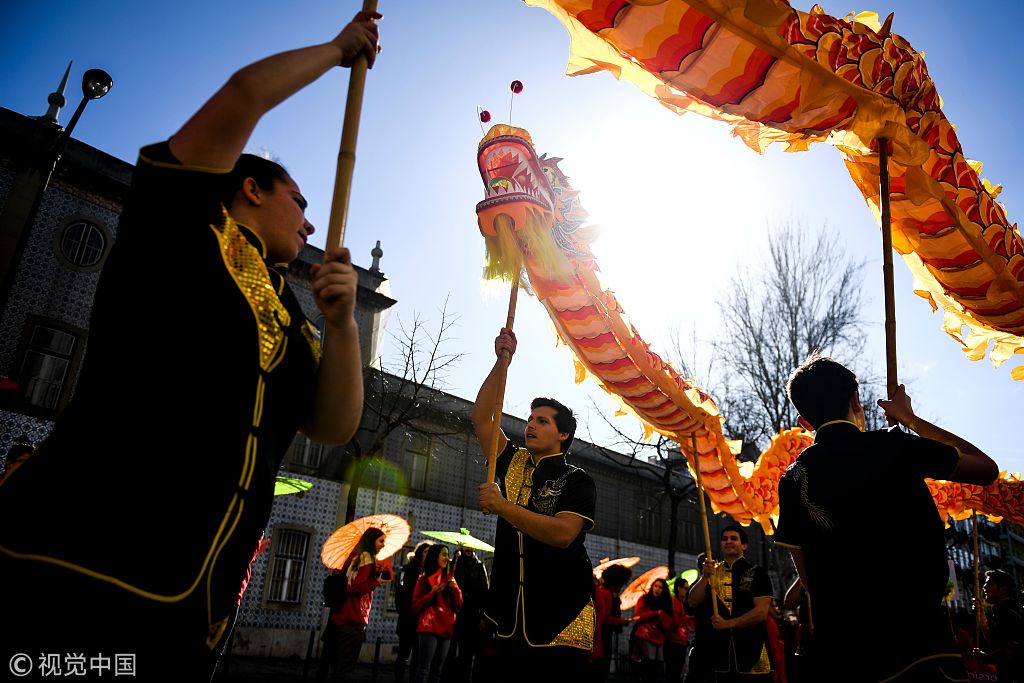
(0, 105), (706, 664)
(6, 103), (1014, 666)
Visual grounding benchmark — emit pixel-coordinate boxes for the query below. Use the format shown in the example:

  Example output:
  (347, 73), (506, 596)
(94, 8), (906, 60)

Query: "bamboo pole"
(325, 0), (380, 250)
(972, 513), (985, 643)
(485, 262), (521, 485)
(690, 431), (719, 617)
(878, 138), (898, 398)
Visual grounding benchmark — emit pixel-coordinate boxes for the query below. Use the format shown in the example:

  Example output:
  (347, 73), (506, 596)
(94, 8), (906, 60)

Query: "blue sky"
(3, 0), (1022, 474)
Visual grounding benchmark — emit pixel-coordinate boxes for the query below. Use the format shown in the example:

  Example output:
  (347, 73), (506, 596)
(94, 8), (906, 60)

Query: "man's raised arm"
(878, 384), (998, 486)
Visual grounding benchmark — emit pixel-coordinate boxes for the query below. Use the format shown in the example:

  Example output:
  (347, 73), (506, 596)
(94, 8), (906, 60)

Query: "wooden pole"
(972, 513), (983, 643)
(485, 265), (521, 485)
(878, 138), (898, 398)
(325, 0), (380, 250)
(690, 432), (719, 617)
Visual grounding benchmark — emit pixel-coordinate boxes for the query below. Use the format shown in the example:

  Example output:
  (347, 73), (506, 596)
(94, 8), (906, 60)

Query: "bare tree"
(588, 406), (697, 577)
(709, 219), (881, 591)
(322, 299), (469, 519)
(714, 220), (871, 452)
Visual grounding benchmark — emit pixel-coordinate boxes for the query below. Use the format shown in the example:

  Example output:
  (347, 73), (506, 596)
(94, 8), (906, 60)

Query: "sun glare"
(566, 121), (768, 349)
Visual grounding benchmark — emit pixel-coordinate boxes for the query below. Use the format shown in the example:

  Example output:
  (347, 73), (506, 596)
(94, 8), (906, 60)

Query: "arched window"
(59, 220), (107, 268)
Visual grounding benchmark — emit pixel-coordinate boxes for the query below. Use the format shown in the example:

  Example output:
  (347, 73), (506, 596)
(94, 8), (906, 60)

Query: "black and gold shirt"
(484, 442), (597, 649)
(706, 556), (773, 675)
(775, 421), (961, 679)
(0, 142), (319, 648)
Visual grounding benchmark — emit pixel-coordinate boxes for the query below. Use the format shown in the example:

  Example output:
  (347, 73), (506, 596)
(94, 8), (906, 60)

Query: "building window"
(637, 494), (662, 543)
(58, 220), (107, 269)
(20, 325), (77, 410)
(289, 434), (324, 472)
(403, 434), (431, 491)
(266, 528), (311, 605)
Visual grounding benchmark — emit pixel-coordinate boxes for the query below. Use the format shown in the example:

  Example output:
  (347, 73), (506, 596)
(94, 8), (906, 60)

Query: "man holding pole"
(688, 525), (774, 682)
(473, 328), (597, 681)
(777, 355), (998, 682)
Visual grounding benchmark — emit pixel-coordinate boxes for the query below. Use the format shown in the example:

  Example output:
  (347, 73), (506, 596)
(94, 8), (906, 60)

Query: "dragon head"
(476, 124), (554, 236)
(474, 124), (597, 283)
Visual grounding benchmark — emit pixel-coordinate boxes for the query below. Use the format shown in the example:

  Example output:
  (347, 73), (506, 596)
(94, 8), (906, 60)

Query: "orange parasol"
(592, 556), (641, 579)
(321, 514), (410, 569)
(619, 566), (668, 612)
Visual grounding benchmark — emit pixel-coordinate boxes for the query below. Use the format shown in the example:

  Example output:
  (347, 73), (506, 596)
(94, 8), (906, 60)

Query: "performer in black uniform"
(472, 328), (597, 682)
(688, 526), (774, 683)
(777, 355), (997, 682)
(0, 13), (378, 681)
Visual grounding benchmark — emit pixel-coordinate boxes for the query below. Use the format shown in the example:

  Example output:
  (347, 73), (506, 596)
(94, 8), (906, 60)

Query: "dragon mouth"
(476, 134), (554, 215)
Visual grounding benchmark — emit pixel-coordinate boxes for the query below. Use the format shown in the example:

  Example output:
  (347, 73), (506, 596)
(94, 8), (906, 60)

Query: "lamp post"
(41, 68), (114, 192)
(0, 66), (113, 324)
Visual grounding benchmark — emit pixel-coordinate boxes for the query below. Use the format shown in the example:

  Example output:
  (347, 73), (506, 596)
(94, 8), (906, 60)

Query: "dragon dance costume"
(0, 141), (321, 679)
(484, 442), (597, 678)
(704, 557), (774, 682)
(776, 421), (966, 682)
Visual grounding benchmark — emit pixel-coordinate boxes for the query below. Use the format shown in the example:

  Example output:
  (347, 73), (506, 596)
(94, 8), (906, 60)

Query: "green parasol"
(667, 569), (699, 594)
(274, 476), (313, 496)
(420, 527), (495, 553)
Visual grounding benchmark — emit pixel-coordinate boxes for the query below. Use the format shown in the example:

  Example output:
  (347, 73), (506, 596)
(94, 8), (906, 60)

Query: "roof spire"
(370, 240), (383, 272)
(40, 61), (73, 126)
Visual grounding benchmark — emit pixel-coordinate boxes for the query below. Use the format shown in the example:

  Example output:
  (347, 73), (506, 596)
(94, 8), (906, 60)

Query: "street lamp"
(46, 68), (114, 177)
(0, 65), (114, 331)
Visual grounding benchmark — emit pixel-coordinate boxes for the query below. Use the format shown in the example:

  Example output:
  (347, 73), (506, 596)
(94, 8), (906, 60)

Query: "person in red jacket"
(666, 578), (695, 681)
(592, 564), (635, 682)
(632, 578), (674, 683)
(319, 527), (391, 682)
(412, 545), (463, 683)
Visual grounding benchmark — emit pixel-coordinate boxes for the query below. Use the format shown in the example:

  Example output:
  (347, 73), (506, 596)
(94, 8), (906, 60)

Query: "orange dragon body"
(475, 123), (1024, 531)
(526, 0), (1024, 380)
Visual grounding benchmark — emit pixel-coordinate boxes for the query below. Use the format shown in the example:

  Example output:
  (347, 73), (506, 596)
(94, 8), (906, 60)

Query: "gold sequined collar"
(234, 220), (292, 278)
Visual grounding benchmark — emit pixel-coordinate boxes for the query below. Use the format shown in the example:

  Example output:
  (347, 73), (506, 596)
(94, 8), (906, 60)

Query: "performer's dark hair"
(220, 154), (290, 208)
(601, 564), (632, 591)
(721, 524), (748, 545)
(985, 569), (1014, 592)
(786, 354), (859, 429)
(421, 544), (449, 577)
(530, 397), (577, 452)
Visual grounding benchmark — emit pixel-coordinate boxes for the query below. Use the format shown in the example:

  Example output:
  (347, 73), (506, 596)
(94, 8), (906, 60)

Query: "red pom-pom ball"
(479, 110), (491, 123)
(510, 80), (524, 94)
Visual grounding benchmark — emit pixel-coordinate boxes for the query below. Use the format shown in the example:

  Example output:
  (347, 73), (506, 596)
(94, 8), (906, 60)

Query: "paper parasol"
(593, 556), (641, 579)
(274, 476), (313, 496)
(619, 566), (669, 611)
(420, 528), (495, 553)
(321, 514), (410, 569)
(668, 568), (699, 594)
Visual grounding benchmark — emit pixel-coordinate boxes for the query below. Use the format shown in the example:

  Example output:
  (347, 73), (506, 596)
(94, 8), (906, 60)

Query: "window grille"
(404, 434), (431, 491)
(266, 529), (310, 604)
(59, 221), (106, 267)
(21, 326), (76, 410)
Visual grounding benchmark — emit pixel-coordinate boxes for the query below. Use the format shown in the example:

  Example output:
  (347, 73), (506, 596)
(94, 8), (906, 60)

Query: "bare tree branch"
(714, 219), (873, 453)
(332, 300), (468, 517)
